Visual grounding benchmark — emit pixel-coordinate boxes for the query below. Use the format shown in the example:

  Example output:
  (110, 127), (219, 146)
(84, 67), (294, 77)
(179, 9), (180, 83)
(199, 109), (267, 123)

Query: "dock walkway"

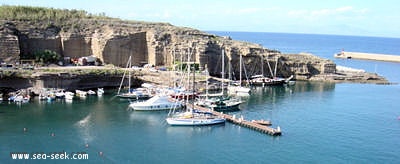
(192, 104), (282, 136)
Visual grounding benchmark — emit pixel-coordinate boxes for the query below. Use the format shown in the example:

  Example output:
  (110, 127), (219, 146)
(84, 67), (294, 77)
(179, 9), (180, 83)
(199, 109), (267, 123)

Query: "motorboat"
(75, 90), (87, 98)
(97, 88), (105, 96)
(128, 95), (182, 111)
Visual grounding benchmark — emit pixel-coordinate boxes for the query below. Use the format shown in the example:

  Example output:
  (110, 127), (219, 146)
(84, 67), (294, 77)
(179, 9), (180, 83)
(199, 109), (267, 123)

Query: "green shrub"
(34, 49), (61, 65)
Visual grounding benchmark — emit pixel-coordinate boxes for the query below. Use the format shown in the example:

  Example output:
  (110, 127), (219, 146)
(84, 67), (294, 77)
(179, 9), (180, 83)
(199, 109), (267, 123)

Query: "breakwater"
(334, 51), (400, 62)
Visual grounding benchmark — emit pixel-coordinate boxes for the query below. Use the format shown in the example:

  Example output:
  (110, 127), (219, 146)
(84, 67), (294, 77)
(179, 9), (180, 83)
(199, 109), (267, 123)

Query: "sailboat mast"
(261, 55), (264, 76)
(205, 64), (208, 100)
(117, 55), (131, 94)
(274, 57), (278, 78)
(221, 49), (225, 93)
(239, 53), (242, 86)
(186, 48), (191, 91)
(265, 54), (274, 77)
(128, 55), (132, 93)
(228, 61), (231, 82)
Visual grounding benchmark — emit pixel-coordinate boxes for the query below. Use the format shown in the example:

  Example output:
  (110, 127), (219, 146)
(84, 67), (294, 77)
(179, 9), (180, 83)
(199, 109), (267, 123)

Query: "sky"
(1, 0), (399, 38)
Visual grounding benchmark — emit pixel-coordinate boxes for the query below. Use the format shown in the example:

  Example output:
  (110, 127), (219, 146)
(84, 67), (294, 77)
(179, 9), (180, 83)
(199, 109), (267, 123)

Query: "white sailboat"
(117, 56), (151, 99)
(166, 47), (226, 126)
(196, 67), (243, 112)
(166, 110), (226, 126)
(228, 52), (251, 94)
(196, 49), (244, 112)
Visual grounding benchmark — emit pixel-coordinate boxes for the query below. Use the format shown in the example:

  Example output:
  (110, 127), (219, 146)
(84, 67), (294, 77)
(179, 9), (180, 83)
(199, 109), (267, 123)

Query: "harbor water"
(1, 32), (400, 163)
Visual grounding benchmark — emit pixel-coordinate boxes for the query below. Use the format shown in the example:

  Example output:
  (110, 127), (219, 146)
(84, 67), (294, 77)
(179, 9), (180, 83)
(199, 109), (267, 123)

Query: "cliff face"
(0, 18), (340, 81)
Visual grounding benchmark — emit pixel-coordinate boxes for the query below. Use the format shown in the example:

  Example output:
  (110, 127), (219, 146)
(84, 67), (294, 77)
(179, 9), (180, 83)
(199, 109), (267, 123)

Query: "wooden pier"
(193, 105), (282, 136)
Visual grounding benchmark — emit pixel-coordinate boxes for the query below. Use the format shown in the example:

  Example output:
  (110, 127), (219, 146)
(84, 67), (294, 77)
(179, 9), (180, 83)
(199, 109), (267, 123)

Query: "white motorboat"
(87, 90), (96, 95)
(75, 90), (87, 98)
(97, 88), (105, 96)
(65, 91), (74, 101)
(129, 95), (182, 111)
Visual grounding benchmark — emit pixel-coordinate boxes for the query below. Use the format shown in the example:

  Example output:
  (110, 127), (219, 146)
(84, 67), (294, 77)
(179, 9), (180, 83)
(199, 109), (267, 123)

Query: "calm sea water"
(1, 32), (400, 163)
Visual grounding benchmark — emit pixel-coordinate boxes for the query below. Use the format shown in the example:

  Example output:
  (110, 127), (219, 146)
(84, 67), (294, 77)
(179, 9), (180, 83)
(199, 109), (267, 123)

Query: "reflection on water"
(248, 82), (335, 104)
(129, 111), (169, 126)
(165, 123), (225, 136)
(291, 81), (335, 93)
(75, 114), (93, 144)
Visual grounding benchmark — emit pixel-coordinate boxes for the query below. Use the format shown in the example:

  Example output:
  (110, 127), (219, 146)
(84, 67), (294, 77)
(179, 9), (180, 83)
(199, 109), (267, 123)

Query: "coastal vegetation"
(0, 5), (126, 33)
(0, 5), (111, 22)
(32, 50), (61, 65)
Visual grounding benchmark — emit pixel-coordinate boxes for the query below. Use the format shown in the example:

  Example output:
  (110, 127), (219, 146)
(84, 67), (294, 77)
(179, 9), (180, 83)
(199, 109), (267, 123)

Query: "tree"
(34, 50), (60, 65)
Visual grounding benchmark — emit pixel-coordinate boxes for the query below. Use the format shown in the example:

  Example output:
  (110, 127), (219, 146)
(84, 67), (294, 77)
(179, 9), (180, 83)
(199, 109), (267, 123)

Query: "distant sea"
(1, 32), (400, 163)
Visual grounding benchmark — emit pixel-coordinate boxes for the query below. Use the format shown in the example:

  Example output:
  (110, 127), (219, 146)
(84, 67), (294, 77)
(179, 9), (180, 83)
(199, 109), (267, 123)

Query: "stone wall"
(102, 32), (148, 67)
(0, 33), (19, 63)
(19, 37), (63, 56)
(61, 36), (92, 58)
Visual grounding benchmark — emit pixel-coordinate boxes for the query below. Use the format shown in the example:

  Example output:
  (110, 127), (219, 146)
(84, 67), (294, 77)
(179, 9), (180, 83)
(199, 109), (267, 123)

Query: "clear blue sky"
(2, 0), (399, 38)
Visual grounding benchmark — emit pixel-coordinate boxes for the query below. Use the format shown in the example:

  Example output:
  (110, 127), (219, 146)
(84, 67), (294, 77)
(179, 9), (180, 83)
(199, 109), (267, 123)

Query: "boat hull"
(166, 117), (226, 126)
(130, 104), (182, 111)
(211, 103), (241, 112)
(117, 93), (151, 100)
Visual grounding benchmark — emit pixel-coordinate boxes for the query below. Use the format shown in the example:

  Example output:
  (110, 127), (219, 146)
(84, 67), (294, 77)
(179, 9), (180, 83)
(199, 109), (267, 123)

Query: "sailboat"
(227, 52), (251, 94)
(166, 48), (225, 126)
(249, 54), (289, 86)
(166, 109), (226, 126)
(117, 56), (151, 99)
(195, 49), (243, 112)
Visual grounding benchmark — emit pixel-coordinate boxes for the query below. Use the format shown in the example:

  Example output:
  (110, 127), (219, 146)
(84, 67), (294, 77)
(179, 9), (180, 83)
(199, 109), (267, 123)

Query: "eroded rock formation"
(0, 18), (385, 83)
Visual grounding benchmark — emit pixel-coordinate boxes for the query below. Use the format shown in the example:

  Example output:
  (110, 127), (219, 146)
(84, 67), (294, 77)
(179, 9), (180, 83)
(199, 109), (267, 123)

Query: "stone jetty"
(335, 51), (400, 63)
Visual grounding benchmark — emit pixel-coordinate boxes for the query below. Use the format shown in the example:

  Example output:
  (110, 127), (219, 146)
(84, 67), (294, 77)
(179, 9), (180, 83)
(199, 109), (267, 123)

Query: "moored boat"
(128, 95), (183, 111)
(196, 96), (242, 112)
(75, 90), (87, 98)
(97, 88), (104, 96)
(166, 110), (226, 126)
(87, 90), (96, 95)
(65, 91), (74, 101)
(251, 119), (272, 126)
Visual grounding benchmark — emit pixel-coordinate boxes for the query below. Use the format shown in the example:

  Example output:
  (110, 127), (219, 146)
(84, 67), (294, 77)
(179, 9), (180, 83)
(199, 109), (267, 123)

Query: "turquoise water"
(1, 32), (400, 163)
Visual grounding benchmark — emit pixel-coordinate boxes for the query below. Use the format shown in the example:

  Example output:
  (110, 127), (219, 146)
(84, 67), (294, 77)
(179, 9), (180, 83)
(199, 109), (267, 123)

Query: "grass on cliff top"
(0, 5), (112, 22)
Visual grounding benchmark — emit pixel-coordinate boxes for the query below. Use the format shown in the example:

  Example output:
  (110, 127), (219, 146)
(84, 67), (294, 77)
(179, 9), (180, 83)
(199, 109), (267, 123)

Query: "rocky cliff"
(0, 6), (387, 83)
